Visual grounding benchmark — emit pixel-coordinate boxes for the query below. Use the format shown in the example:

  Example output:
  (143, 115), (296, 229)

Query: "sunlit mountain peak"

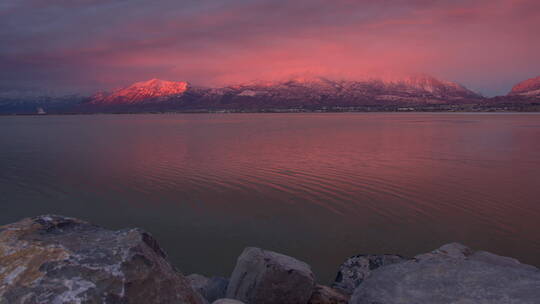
(509, 76), (540, 97)
(90, 79), (189, 104)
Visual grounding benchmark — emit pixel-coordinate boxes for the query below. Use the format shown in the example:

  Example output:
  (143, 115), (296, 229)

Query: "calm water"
(1, 113), (540, 282)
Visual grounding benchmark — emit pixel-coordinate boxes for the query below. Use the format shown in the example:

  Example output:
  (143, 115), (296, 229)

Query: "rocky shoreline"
(1, 215), (539, 303)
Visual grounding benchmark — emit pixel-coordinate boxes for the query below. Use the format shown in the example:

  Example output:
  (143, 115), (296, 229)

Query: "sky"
(1, 0), (539, 96)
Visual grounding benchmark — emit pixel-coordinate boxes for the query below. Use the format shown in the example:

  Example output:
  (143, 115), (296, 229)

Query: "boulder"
(414, 242), (472, 260)
(204, 277), (229, 302)
(187, 273), (210, 292)
(332, 254), (405, 295)
(226, 247), (315, 304)
(212, 299), (245, 304)
(350, 243), (540, 304)
(0, 215), (204, 304)
(469, 250), (539, 272)
(307, 284), (349, 304)
(187, 273), (228, 303)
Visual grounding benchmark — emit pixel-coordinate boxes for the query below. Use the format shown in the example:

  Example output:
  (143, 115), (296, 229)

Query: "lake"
(1, 113), (539, 283)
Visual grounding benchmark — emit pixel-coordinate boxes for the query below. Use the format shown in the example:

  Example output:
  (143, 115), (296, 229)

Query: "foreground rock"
(350, 243), (540, 304)
(3, 215), (538, 304)
(332, 254), (404, 295)
(0, 215), (204, 304)
(307, 285), (349, 304)
(226, 247), (315, 304)
(187, 273), (228, 303)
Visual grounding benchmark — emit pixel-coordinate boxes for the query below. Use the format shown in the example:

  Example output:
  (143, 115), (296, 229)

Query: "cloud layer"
(1, 0), (539, 95)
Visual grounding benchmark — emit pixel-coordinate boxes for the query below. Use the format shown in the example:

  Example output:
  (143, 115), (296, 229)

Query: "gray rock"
(212, 299), (245, 304)
(350, 243), (540, 304)
(188, 273), (210, 292)
(0, 215), (204, 304)
(188, 273), (229, 303)
(226, 247), (315, 304)
(205, 277), (229, 302)
(469, 251), (539, 272)
(307, 284), (349, 304)
(332, 254), (405, 295)
(414, 242), (472, 260)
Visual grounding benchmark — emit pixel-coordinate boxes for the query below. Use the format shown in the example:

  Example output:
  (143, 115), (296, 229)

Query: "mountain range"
(1, 74), (539, 114)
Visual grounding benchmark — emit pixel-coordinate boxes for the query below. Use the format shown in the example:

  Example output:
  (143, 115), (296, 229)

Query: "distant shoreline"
(2, 110), (540, 116)
(2, 104), (540, 116)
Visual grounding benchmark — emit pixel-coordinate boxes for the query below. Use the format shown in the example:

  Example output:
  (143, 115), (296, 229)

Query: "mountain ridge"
(1, 74), (539, 114)
(84, 74), (483, 109)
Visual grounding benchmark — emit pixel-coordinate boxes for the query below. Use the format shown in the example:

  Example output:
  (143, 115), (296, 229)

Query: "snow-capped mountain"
(84, 74), (481, 111)
(89, 79), (190, 105)
(388, 75), (479, 98)
(192, 74), (482, 108)
(508, 76), (540, 98)
(274, 74), (476, 99)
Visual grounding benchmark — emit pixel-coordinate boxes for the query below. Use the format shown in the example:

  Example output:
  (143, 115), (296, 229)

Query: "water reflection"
(1, 113), (539, 282)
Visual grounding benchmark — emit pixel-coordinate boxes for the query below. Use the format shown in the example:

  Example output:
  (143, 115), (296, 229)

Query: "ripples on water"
(1, 113), (539, 282)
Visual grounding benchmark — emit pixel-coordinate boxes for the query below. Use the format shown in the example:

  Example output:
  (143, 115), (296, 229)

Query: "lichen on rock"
(0, 215), (204, 304)
(332, 253), (405, 295)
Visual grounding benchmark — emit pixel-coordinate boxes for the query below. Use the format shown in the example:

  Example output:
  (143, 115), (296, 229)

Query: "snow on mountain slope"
(89, 79), (189, 104)
(509, 76), (540, 98)
(226, 74), (481, 102)
(84, 74), (482, 109)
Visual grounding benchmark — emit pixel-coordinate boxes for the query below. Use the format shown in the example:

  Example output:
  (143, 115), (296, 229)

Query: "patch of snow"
(238, 90), (258, 97)
(519, 88), (540, 96)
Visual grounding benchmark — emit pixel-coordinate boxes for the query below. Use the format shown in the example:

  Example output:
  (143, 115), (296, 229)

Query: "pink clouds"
(0, 0), (539, 95)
